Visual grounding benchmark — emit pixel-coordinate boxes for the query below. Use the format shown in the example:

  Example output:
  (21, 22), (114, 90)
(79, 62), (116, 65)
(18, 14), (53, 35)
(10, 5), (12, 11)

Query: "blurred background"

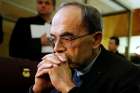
(0, 0), (140, 61)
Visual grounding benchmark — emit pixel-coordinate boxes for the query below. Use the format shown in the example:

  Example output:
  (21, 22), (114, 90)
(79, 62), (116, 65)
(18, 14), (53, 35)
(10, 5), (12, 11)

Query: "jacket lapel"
(80, 45), (111, 91)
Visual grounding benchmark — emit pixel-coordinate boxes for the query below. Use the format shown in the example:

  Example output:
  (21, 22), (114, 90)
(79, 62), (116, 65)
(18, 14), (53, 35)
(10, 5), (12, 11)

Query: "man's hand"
(41, 33), (48, 46)
(48, 63), (76, 93)
(33, 60), (53, 93)
(33, 77), (52, 93)
(33, 53), (76, 93)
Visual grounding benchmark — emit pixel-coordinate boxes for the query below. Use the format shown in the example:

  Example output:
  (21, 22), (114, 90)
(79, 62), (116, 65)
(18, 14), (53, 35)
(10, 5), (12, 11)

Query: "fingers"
(36, 68), (49, 78)
(43, 53), (67, 62)
(37, 60), (53, 68)
(36, 53), (68, 80)
(35, 53), (74, 92)
(36, 58), (59, 79)
(47, 54), (62, 64)
(42, 54), (65, 66)
(55, 53), (67, 62)
(38, 62), (53, 72)
(36, 63), (48, 76)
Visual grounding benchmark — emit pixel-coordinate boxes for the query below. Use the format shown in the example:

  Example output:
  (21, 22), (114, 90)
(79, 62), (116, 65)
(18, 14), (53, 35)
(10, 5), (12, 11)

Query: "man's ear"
(92, 32), (102, 49)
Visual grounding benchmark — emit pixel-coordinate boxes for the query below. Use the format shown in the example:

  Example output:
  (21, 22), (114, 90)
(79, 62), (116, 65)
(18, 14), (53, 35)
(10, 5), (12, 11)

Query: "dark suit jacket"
(69, 45), (140, 93)
(9, 15), (47, 62)
(30, 45), (140, 93)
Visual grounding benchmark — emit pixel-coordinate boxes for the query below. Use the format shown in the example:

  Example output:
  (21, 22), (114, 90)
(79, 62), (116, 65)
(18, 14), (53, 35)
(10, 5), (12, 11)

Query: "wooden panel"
(132, 9), (140, 36)
(102, 13), (129, 48)
(0, 1), (35, 21)
(103, 13), (129, 37)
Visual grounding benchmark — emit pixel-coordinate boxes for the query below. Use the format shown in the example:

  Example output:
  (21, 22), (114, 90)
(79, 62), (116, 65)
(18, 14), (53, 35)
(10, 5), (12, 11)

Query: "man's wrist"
(62, 82), (76, 93)
(32, 84), (40, 93)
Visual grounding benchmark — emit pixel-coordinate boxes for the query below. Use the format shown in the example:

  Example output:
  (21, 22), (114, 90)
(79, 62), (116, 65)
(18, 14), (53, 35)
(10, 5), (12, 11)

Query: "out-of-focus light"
(135, 46), (140, 55)
(119, 0), (140, 9)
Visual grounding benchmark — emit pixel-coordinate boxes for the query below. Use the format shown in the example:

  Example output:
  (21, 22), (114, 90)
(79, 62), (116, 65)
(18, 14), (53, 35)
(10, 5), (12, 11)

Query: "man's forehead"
(58, 5), (81, 14)
(51, 25), (80, 34)
(51, 5), (86, 35)
(50, 24), (87, 37)
(52, 6), (82, 26)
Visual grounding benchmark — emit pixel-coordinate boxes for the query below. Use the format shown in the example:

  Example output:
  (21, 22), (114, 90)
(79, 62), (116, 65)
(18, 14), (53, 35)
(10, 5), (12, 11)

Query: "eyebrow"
(60, 32), (75, 37)
(50, 32), (75, 37)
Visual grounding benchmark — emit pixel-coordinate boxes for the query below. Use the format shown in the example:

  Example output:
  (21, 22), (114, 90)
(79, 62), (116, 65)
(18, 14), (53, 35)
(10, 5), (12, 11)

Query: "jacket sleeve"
(28, 86), (53, 93)
(30, 38), (42, 61)
(68, 87), (80, 93)
(9, 18), (23, 57)
(9, 18), (26, 58)
(9, 17), (43, 61)
(9, 18), (34, 59)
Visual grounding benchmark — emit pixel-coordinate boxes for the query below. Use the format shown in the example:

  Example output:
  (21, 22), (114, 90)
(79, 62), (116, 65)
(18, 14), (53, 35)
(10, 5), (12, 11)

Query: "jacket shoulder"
(17, 16), (39, 24)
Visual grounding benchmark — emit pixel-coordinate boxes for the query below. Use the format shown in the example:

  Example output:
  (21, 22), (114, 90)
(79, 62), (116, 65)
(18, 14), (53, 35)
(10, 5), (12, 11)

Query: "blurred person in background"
(9, 0), (56, 62)
(108, 36), (124, 57)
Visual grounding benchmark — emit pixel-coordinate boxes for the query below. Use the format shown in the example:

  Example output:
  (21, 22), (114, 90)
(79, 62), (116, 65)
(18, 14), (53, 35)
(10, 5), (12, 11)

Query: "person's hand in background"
(41, 33), (48, 46)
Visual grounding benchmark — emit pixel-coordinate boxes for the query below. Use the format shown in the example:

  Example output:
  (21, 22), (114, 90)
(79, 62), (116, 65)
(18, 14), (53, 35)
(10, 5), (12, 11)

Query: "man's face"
(50, 6), (100, 69)
(37, 0), (54, 16)
(108, 39), (118, 52)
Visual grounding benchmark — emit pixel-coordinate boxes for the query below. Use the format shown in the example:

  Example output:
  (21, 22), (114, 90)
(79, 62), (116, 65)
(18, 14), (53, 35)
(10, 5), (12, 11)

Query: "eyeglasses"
(48, 33), (92, 48)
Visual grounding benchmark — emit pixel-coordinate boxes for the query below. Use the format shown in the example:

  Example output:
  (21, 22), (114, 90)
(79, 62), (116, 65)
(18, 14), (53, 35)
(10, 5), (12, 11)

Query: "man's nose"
(53, 40), (66, 53)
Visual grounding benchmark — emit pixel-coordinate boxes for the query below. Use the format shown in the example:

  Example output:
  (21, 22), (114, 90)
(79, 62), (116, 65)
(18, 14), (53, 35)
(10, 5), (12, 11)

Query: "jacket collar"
(81, 45), (110, 81)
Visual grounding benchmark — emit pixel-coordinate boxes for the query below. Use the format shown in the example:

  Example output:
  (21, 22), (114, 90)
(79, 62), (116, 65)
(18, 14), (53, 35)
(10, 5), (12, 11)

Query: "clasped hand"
(33, 53), (76, 93)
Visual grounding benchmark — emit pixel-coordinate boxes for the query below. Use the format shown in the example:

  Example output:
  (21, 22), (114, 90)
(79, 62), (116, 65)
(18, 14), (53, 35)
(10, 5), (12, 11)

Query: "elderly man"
(30, 2), (140, 93)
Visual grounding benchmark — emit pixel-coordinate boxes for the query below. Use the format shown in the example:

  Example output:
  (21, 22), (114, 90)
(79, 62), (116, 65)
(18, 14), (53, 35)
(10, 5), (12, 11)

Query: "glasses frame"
(48, 33), (92, 48)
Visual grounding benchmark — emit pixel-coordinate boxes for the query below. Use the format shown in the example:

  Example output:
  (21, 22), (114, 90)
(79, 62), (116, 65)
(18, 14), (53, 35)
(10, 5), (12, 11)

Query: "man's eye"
(50, 37), (55, 42)
(38, 1), (43, 4)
